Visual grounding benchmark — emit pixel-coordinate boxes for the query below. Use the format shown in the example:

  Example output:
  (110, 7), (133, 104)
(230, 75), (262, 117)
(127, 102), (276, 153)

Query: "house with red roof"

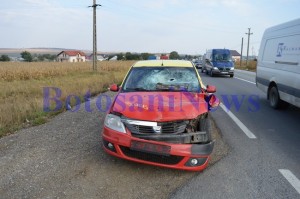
(230, 50), (241, 62)
(57, 50), (86, 62)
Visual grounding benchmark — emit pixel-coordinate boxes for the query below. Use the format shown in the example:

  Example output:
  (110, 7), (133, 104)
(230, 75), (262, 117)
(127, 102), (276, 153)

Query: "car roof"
(132, 60), (193, 67)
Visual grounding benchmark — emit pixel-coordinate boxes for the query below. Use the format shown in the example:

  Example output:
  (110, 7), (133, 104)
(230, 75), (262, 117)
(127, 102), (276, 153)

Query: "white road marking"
(219, 103), (257, 139)
(234, 77), (256, 85)
(279, 169), (300, 194)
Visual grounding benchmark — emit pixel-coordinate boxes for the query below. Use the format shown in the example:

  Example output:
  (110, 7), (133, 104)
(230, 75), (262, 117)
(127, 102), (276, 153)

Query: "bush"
(0, 55), (10, 62)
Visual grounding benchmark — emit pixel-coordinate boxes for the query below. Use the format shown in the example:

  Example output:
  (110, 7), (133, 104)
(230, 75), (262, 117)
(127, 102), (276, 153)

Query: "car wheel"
(269, 86), (289, 109)
(210, 70), (214, 77)
(269, 87), (280, 109)
(199, 114), (212, 142)
(230, 74), (234, 78)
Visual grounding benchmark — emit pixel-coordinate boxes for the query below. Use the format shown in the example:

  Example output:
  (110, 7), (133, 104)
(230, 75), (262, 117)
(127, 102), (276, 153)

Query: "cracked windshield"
(123, 67), (201, 92)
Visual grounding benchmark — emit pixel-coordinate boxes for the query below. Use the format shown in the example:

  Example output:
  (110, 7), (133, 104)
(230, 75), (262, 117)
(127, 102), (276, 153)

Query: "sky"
(1, 0), (299, 55)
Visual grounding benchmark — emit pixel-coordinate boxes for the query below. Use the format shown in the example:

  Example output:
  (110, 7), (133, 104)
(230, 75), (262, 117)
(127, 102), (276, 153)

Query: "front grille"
(124, 121), (187, 135)
(120, 146), (184, 165)
(218, 67), (230, 71)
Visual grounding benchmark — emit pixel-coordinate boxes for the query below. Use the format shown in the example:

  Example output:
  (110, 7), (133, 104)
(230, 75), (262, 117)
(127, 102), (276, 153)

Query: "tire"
(230, 74), (234, 78)
(269, 86), (289, 109)
(269, 87), (280, 109)
(210, 70), (214, 77)
(198, 114), (212, 143)
(206, 119), (212, 142)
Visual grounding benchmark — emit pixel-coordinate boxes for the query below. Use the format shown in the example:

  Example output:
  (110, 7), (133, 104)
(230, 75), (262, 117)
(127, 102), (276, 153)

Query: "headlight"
(104, 114), (126, 133)
(230, 67), (234, 70)
(213, 67), (218, 70)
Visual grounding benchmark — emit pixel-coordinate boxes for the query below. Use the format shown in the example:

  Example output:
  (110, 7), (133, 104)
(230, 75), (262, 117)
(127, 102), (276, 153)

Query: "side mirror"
(206, 85), (216, 93)
(208, 94), (220, 108)
(109, 84), (119, 92)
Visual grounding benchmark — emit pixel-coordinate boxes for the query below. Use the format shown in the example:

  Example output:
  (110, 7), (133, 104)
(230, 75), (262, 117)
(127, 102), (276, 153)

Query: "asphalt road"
(170, 69), (300, 198)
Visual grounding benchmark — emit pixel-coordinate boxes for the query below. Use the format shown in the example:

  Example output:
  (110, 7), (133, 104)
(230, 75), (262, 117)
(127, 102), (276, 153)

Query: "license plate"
(130, 141), (171, 155)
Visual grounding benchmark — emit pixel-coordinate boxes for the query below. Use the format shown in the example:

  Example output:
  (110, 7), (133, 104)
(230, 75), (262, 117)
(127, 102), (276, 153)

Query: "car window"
(122, 67), (201, 92)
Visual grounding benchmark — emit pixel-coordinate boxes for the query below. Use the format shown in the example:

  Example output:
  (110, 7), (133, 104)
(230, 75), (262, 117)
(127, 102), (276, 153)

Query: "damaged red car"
(102, 60), (219, 171)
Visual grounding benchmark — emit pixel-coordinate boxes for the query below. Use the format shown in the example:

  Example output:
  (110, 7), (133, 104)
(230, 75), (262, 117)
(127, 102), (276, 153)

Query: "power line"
(88, 0), (101, 71)
(240, 37), (243, 66)
(245, 28), (253, 66)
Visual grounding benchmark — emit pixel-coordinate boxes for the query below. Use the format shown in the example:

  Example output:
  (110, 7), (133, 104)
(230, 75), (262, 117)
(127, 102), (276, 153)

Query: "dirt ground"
(0, 92), (229, 199)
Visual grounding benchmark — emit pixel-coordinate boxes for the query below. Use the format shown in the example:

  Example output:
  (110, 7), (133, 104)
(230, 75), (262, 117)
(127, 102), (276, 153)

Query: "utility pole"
(240, 37), (243, 67)
(89, 0), (101, 71)
(245, 28), (253, 66)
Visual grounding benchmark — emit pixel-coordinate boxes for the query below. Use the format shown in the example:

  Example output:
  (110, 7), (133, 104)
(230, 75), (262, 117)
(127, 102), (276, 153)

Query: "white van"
(256, 18), (300, 109)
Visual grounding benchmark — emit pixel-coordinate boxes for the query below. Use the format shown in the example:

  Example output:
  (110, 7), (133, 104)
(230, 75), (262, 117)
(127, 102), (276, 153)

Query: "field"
(234, 60), (257, 71)
(0, 61), (134, 137)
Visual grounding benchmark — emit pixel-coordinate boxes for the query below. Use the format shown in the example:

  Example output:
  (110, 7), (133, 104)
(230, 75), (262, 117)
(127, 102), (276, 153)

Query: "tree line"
(0, 51), (57, 62)
(115, 51), (197, 60)
(0, 50), (200, 62)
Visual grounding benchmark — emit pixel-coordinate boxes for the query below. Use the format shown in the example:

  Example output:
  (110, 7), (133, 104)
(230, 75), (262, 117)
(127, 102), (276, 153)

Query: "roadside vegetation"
(0, 55), (11, 62)
(0, 61), (133, 137)
(234, 60), (257, 71)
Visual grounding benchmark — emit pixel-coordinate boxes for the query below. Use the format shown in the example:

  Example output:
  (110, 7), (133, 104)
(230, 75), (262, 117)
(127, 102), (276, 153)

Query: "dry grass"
(0, 61), (134, 137)
(0, 61), (132, 81)
(234, 60), (257, 71)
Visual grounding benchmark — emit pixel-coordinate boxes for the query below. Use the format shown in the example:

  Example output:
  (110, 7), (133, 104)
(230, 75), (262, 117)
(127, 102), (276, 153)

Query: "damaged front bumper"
(133, 131), (211, 144)
(102, 126), (214, 171)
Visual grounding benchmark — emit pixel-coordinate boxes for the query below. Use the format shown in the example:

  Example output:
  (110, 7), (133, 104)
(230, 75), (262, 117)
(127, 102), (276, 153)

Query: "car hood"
(111, 92), (208, 122)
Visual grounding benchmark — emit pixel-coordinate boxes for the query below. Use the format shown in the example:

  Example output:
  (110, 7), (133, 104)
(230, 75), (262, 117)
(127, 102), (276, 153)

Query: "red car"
(102, 60), (219, 171)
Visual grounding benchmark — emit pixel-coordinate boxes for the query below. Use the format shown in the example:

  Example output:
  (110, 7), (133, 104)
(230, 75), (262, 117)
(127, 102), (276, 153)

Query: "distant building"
(160, 54), (169, 60)
(88, 54), (108, 61)
(148, 55), (157, 60)
(57, 50), (86, 62)
(96, 55), (106, 61)
(230, 50), (241, 62)
(109, 55), (118, 61)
